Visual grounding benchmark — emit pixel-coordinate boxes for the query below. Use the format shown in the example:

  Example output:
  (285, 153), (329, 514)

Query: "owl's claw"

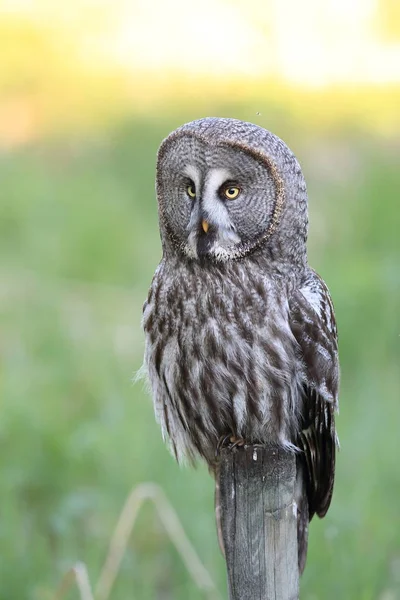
(230, 436), (245, 449)
(215, 434), (246, 456)
(215, 434), (231, 456)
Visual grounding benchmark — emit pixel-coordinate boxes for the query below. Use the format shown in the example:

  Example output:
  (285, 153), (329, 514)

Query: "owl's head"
(156, 118), (308, 268)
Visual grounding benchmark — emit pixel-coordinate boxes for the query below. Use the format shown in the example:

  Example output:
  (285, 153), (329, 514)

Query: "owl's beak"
(201, 220), (209, 233)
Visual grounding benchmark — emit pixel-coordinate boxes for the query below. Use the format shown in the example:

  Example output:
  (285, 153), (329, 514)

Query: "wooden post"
(217, 445), (299, 600)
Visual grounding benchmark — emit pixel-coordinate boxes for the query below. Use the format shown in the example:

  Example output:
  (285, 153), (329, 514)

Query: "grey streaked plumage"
(142, 117), (339, 572)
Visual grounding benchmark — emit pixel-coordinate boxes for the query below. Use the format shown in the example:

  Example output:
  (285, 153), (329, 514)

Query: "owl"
(142, 117), (339, 572)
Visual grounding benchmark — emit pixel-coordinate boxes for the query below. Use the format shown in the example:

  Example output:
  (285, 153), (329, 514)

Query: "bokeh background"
(1, 0), (399, 598)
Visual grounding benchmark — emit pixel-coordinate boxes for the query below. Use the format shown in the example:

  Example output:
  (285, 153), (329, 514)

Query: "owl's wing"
(289, 268), (339, 522)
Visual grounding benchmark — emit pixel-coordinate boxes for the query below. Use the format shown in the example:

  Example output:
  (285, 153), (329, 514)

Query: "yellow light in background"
(266, 0), (399, 85)
(0, 0), (399, 143)
(1, 0), (399, 82)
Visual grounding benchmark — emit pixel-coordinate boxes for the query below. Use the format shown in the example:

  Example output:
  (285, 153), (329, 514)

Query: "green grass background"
(1, 108), (399, 599)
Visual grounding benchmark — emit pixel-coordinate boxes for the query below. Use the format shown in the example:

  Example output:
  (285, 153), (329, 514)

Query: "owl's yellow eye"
(187, 184), (196, 199)
(224, 186), (240, 200)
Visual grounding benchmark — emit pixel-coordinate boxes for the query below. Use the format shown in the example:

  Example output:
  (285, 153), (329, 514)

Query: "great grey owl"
(142, 117), (339, 572)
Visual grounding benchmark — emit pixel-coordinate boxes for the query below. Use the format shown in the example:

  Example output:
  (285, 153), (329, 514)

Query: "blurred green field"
(0, 110), (399, 600)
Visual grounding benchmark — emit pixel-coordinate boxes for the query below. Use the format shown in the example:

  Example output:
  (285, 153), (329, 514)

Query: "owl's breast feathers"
(143, 258), (338, 477)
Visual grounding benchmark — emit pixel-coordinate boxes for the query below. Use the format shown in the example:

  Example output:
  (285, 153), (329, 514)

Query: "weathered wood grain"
(217, 445), (299, 600)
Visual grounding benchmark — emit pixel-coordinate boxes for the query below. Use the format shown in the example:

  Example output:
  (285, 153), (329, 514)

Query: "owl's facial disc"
(184, 166), (242, 260)
(157, 134), (280, 262)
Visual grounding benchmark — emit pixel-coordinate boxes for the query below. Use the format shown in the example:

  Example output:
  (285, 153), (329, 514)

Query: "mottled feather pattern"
(143, 255), (304, 465)
(142, 117), (340, 573)
(289, 268), (339, 523)
(290, 269), (339, 405)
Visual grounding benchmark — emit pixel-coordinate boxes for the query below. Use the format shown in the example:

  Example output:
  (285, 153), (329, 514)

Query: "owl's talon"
(230, 437), (245, 449)
(215, 434), (246, 456)
(215, 434), (232, 456)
